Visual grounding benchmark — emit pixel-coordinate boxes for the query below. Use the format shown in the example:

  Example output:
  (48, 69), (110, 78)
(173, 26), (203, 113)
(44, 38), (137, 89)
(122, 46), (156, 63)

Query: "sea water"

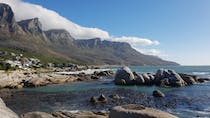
(2, 66), (210, 117)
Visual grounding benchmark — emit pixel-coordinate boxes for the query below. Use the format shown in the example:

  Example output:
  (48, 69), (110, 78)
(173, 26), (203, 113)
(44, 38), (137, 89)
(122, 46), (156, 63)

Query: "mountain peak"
(0, 3), (17, 33)
(44, 29), (74, 45)
(17, 18), (43, 35)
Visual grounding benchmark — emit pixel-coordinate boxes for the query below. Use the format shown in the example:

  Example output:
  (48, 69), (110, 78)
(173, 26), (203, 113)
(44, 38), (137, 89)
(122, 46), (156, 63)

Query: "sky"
(1, 0), (210, 65)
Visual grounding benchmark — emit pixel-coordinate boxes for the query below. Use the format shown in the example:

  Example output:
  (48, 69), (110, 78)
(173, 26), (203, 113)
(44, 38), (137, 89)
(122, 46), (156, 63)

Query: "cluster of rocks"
(1, 97), (178, 118)
(114, 66), (210, 87)
(0, 70), (114, 89)
(19, 105), (177, 118)
(90, 94), (120, 104)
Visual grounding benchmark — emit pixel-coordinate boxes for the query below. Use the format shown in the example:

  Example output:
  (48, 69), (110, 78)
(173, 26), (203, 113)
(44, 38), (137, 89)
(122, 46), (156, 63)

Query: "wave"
(171, 108), (210, 118)
(56, 68), (112, 75)
(192, 72), (210, 75)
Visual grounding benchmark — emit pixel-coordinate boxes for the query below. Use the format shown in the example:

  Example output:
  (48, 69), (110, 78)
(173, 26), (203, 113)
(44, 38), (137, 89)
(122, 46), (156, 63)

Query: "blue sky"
(9, 0), (210, 65)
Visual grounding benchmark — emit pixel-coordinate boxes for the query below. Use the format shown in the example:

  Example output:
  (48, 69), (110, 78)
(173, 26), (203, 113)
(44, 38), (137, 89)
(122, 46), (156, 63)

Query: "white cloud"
(1, 0), (162, 55)
(134, 48), (161, 56)
(110, 36), (159, 46)
(1, 0), (109, 39)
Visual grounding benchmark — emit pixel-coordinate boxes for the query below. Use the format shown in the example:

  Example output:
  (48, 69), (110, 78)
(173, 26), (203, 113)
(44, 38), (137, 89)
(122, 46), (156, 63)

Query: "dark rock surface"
(153, 90), (165, 97)
(115, 67), (210, 87)
(114, 67), (135, 85)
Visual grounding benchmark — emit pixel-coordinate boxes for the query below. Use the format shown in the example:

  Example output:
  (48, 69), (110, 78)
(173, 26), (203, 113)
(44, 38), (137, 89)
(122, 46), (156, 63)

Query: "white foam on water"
(56, 69), (111, 75)
(171, 108), (210, 118)
(192, 72), (210, 75)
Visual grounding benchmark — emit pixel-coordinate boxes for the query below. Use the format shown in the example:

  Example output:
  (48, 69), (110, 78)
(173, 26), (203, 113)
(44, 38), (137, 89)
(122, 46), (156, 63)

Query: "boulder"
(203, 78), (210, 81)
(114, 67), (135, 85)
(155, 69), (170, 80)
(109, 94), (120, 99)
(133, 72), (145, 85)
(181, 75), (196, 85)
(95, 71), (113, 76)
(142, 73), (155, 85)
(153, 90), (165, 97)
(0, 98), (19, 118)
(98, 94), (107, 103)
(90, 96), (98, 104)
(197, 78), (205, 83)
(21, 112), (54, 118)
(142, 73), (151, 85)
(91, 75), (100, 80)
(109, 104), (177, 118)
(155, 69), (186, 87)
(168, 74), (186, 87)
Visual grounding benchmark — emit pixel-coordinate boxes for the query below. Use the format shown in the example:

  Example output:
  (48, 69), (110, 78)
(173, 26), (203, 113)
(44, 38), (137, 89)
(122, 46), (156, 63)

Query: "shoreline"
(0, 68), (115, 89)
(0, 88), (178, 118)
(1, 66), (210, 118)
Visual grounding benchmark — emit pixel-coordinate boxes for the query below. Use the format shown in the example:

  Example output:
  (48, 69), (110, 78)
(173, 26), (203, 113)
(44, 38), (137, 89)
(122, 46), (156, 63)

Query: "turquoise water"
(5, 66), (210, 117)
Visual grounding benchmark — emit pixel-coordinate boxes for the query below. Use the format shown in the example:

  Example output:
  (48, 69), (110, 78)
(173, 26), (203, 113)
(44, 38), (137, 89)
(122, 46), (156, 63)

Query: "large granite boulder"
(109, 104), (177, 118)
(179, 73), (196, 85)
(155, 69), (186, 87)
(142, 73), (155, 85)
(21, 112), (54, 118)
(114, 67), (135, 85)
(0, 98), (19, 118)
(133, 72), (145, 85)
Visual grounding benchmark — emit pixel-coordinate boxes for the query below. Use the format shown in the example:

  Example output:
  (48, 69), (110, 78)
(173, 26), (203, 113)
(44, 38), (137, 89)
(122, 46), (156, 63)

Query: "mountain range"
(0, 3), (178, 66)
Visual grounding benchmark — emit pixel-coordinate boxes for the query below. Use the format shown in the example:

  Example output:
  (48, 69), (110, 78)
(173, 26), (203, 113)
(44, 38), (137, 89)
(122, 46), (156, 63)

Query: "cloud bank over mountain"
(1, 0), (161, 56)
(111, 36), (159, 46)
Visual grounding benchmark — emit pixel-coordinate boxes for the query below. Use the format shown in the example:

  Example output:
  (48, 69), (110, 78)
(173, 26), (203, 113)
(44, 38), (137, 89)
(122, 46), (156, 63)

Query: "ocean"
(1, 66), (210, 118)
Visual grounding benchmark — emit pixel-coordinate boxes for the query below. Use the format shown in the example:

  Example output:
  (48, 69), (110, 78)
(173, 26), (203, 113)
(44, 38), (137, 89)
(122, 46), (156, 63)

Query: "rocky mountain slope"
(0, 3), (178, 66)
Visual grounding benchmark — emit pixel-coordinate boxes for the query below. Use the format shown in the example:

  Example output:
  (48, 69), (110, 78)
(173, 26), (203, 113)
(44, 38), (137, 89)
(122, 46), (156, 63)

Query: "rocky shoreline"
(1, 66), (210, 118)
(114, 66), (210, 87)
(0, 96), (178, 118)
(0, 69), (114, 89)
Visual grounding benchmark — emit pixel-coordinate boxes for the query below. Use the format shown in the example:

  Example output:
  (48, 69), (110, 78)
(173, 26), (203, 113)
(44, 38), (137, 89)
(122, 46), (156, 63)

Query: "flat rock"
(0, 98), (20, 118)
(109, 104), (178, 118)
(21, 111), (54, 118)
(52, 111), (108, 118)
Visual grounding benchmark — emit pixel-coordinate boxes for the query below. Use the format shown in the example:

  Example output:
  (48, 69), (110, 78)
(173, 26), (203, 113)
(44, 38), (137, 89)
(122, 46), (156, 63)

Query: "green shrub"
(0, 62), (16, 71)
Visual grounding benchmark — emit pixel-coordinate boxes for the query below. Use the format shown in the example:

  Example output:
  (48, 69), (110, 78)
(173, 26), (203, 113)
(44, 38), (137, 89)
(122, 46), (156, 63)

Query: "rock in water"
(153, 90), (165, 97)
(21, 112), (54, 118)
(179, 73), (196, 85)
(155, 69), (186, 87)
(109, 104), (178, 118)
(98, 94), (107, 103)
(133, 72), (145, 85)
(90, 96), (98, 104)
(114, 66), (135, 85)
(0, 98), (20, 118)
(109, 94), (120, 99)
